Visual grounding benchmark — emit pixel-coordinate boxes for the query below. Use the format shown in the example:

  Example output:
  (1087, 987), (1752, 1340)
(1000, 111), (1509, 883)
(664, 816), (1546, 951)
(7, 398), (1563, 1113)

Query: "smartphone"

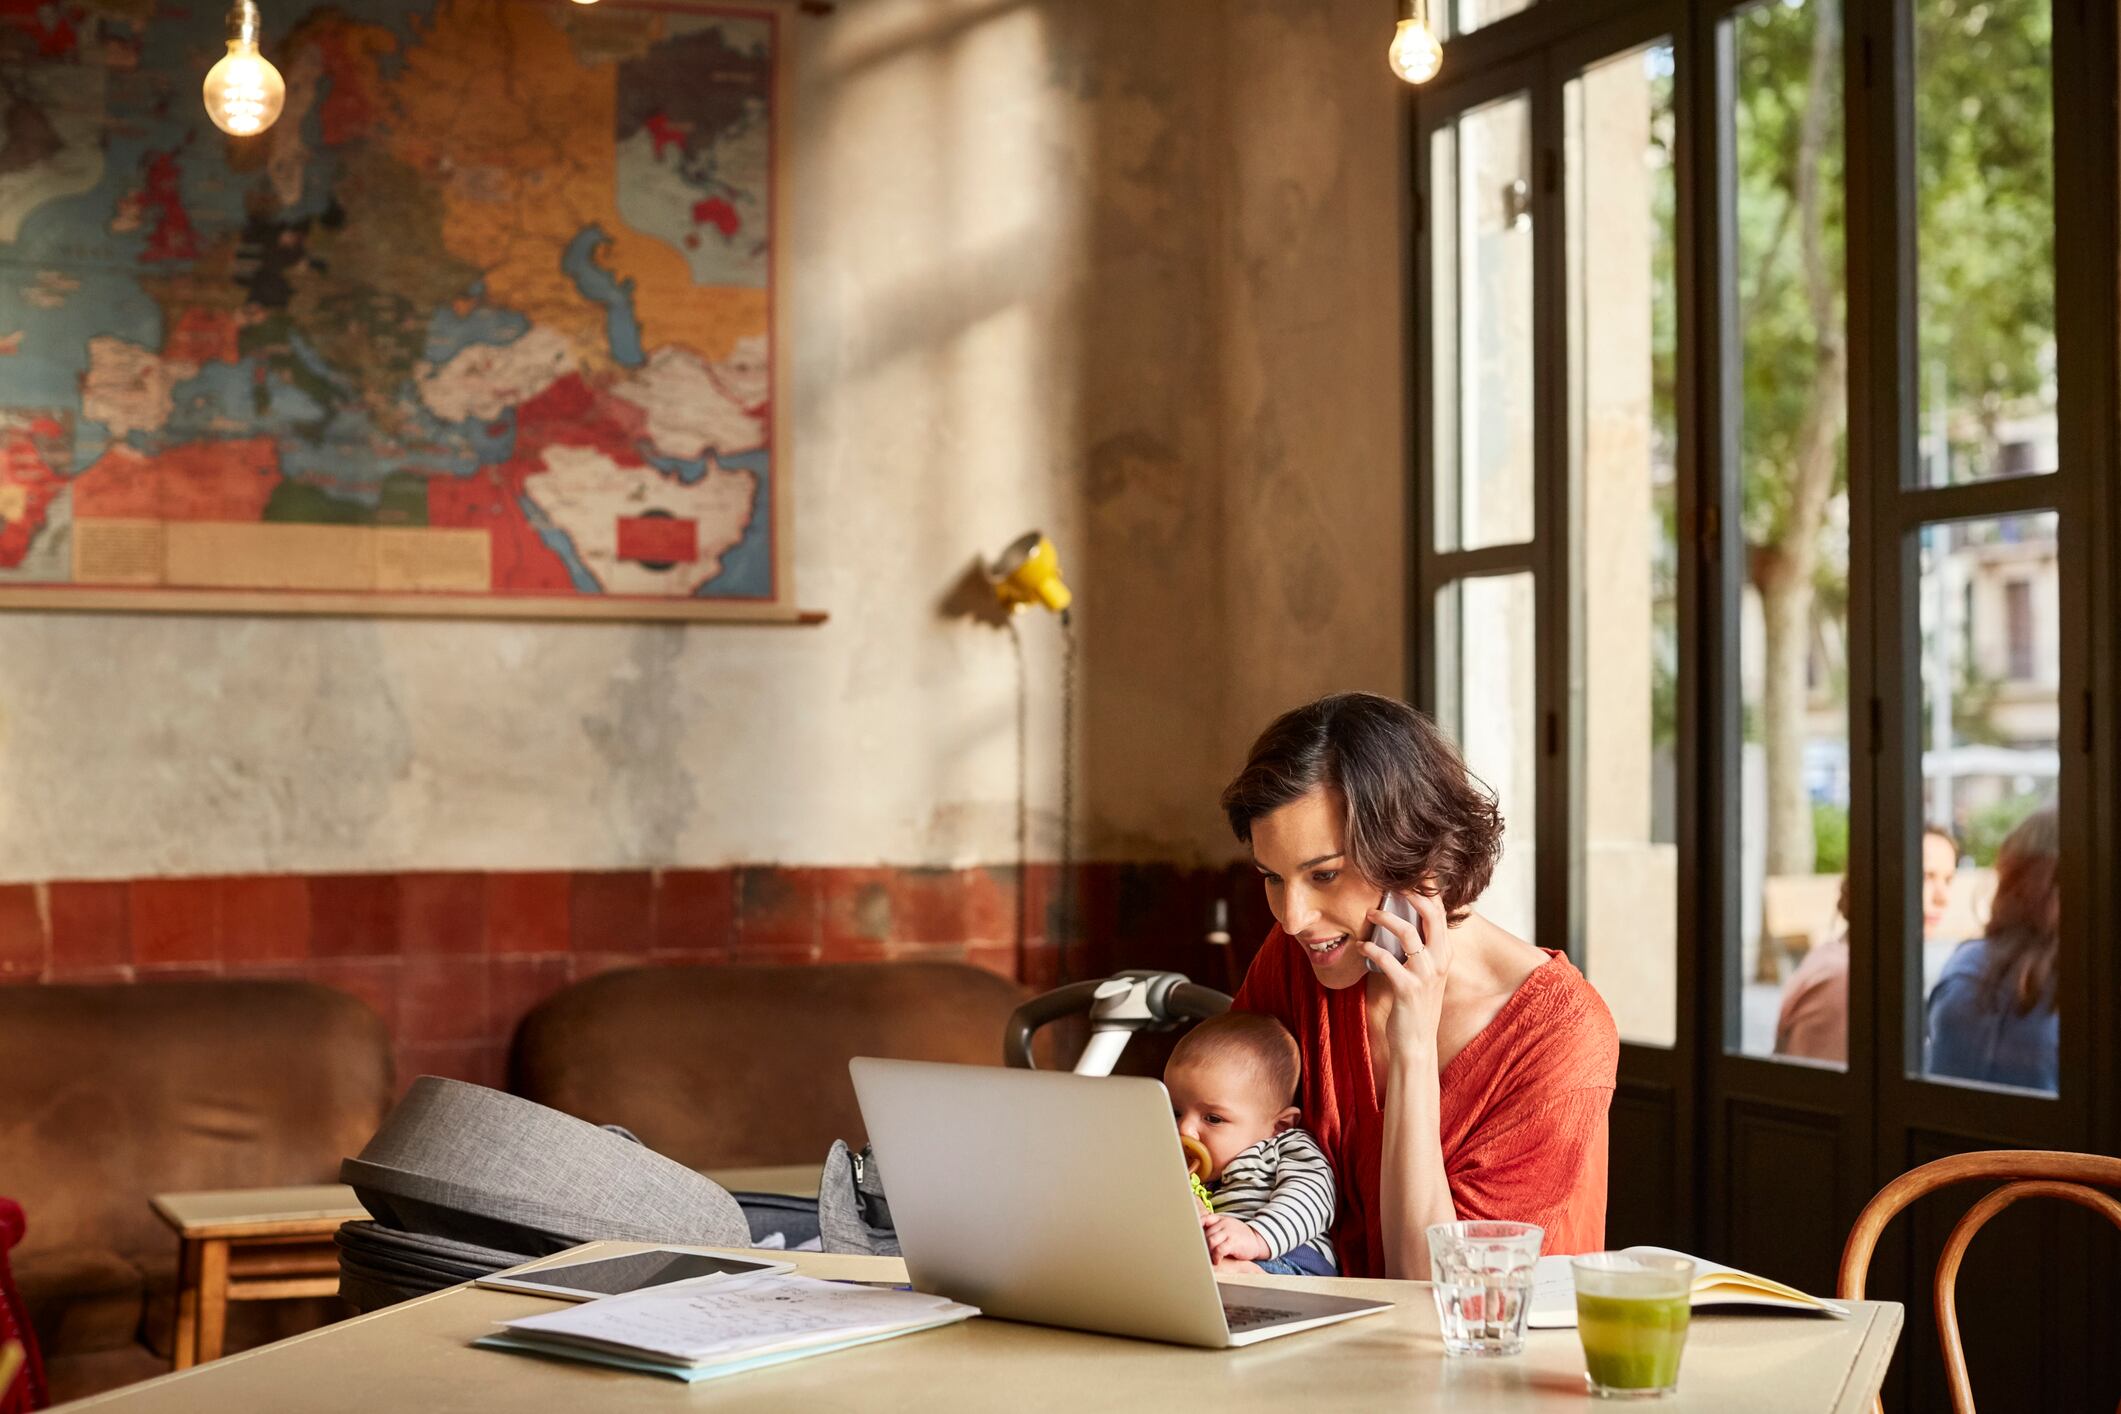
(1363, 891), (1422, 973)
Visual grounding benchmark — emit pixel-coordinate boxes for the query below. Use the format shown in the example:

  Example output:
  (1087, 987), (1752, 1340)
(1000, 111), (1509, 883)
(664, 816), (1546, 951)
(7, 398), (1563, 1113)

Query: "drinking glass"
(1425, 1220), (1543, 1356)
(1572, 1252), (1695, 1398)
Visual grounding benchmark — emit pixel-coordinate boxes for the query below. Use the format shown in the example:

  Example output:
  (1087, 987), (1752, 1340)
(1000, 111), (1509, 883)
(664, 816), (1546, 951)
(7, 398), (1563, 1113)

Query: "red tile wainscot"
(9, 864), (1265, 1092)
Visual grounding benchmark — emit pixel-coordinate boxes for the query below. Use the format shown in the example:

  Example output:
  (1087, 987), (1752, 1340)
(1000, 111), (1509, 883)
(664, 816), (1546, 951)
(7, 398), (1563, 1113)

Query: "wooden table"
(63, 1241), (1901, 1411)
(149, 1185), (368, 1371)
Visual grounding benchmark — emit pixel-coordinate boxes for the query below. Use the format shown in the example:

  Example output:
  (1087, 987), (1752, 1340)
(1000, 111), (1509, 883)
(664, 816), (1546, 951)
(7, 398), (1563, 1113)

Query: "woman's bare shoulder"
(1437, 918), (1605, 1074)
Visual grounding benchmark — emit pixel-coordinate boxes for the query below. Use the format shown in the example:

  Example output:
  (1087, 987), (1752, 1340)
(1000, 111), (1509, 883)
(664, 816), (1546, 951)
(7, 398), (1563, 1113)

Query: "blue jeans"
(1254, 1243), (1336, 1277)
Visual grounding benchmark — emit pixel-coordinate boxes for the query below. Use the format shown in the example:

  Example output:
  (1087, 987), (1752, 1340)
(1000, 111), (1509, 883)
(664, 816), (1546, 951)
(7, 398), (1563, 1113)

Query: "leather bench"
(510, 962), (1028, 1169)
(0, 982), (392, 1403)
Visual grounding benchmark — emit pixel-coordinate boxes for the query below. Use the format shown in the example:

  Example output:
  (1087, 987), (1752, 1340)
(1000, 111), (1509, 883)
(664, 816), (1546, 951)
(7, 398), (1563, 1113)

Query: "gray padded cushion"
(342, 1077), (747, 1252)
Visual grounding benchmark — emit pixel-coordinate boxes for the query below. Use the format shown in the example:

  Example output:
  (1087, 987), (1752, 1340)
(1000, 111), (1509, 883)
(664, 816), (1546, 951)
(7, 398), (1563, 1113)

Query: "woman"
(1220, 692), (1618, 1280)
(1918, 823), (1963, 999)
(1926, 806), (2058, 1092)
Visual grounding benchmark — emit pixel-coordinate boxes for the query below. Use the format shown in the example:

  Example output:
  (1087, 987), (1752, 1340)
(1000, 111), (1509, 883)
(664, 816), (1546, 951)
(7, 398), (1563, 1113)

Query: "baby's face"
(1165, 1057), (1291, 1182)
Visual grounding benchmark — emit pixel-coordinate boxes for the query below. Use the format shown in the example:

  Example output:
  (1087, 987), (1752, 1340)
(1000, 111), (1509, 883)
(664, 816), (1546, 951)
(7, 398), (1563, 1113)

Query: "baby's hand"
(1201, 1216), (1271, 1264)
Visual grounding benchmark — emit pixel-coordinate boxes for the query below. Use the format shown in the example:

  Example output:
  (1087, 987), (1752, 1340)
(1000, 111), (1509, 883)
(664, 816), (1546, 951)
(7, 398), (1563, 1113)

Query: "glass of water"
(1425, 1220), (1543, 1356)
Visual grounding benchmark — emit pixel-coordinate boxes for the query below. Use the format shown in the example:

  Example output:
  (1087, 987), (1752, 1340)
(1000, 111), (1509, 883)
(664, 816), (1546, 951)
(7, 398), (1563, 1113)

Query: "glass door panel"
(1914, 511), (2060, 1094)
(1448, 0), (1533, 40)
(1566, 39), (1679, 1049)
(1431, 93), (1537, 552)
(1435, 572), (1538, 942)
(1729, 0), (1850, 1065)
(1914, 0), (2058, 486)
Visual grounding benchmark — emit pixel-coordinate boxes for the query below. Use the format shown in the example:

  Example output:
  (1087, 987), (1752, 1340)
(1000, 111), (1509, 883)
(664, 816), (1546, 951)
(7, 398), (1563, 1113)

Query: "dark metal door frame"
(1407, 6), (2119, 1391)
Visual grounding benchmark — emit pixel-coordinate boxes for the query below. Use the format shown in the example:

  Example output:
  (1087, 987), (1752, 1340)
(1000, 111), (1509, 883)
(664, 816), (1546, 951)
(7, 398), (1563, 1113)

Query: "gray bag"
(817, 1138), (899, 1256)
(334, 1221), (529, 1311)
(343, 1076), (748, 1252)
(337, 1077), (750, 1308)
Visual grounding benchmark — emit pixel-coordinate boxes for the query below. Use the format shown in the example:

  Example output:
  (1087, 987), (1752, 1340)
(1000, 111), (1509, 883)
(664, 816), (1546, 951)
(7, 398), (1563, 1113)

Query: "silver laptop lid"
(850, 1057), (1234, 1347)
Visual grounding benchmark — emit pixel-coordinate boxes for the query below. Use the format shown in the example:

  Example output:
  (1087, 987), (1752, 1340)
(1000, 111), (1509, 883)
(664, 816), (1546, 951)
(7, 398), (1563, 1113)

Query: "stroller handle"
(1002, 981), (1105, 1068)
(1162, 981), (1234, 1020)
(1002, 971), (1232, 1070)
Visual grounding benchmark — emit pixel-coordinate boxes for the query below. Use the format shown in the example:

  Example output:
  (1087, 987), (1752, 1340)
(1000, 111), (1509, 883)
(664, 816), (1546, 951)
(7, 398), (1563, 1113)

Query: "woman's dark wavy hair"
(1218, 692), (1504, 925)
(1977, 805), (2059, 1018)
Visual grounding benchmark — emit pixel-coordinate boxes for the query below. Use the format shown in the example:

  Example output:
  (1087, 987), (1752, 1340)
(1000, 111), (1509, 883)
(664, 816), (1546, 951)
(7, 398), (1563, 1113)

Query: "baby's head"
(1164, 1012), (1302, 1182)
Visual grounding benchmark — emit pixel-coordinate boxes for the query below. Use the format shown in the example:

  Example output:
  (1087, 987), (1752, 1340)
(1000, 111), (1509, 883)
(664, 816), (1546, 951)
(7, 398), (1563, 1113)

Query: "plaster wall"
(0, 0), (1405, 885)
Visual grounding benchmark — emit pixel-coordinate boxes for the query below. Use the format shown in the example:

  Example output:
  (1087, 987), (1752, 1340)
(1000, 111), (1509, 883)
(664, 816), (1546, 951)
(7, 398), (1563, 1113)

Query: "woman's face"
(1249, 787), (1387, 991)
(1921, 831), (1957, 939)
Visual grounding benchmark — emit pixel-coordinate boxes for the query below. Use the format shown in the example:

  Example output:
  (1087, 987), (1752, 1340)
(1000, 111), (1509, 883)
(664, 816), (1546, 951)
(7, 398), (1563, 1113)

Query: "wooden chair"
(1838, 1149), (2121, 1413)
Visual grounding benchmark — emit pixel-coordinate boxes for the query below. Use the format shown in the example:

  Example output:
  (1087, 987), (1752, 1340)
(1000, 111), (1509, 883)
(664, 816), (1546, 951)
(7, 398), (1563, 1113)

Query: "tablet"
(476, 1248), (794, 1302)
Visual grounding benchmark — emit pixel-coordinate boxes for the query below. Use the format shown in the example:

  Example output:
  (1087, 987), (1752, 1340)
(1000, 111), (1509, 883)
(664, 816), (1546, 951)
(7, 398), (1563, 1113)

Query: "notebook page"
(1625, 1246), (1848, 1314)
(1526, 1251), (1847, 1329)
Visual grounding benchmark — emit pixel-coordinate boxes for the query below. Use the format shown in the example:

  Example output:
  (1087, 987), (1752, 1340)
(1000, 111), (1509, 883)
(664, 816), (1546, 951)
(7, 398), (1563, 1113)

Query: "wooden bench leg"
(197, 1239), (231, 1364)
(171, 1238), (200, 1371)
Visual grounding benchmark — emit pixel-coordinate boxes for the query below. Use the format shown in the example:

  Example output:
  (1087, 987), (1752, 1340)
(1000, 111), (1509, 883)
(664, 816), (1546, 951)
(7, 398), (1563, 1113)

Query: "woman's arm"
(1379, 1041), (1457, 1279)
(1360, 892), (1460, 1280)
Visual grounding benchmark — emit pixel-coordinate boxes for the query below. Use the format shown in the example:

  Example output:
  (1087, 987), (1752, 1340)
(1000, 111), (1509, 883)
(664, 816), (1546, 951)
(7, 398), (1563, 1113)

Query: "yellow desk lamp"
(986, 531), (1073, 617)
(982, 530), (1076, 982)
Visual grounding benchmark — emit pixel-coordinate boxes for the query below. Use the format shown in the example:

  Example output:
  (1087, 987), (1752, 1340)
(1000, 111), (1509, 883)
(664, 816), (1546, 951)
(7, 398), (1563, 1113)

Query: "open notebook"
(476, 1272), (978, 1383)
(1527, 1246), (1850, 1330)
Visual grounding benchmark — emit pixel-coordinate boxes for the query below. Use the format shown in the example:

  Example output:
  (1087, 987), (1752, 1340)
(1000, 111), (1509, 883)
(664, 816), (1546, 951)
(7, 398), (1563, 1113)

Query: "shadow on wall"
(856, 0), (1409, 970)
(1059, 0), (1237, 869)
(807, 0), (1222, 969)
(1060, 0), (1410, 879)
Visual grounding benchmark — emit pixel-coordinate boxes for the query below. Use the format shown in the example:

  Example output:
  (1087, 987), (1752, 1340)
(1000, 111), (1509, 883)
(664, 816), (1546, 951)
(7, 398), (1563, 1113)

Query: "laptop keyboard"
(1222, 1299), (1298, 1331)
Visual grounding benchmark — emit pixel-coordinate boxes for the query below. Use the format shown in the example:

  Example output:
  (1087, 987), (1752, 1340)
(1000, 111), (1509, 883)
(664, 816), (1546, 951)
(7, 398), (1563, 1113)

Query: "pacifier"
(1179, 1134), (1213, 1182)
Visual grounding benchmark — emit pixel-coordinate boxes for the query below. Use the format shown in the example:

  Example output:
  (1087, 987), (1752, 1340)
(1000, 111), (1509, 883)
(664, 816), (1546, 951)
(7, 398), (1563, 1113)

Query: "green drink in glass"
(1572, 1253), (1695, 1398)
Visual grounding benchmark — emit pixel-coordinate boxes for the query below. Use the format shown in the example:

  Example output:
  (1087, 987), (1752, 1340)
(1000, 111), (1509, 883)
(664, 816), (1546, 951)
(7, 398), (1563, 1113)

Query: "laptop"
(849, 1057), (1392, 1348)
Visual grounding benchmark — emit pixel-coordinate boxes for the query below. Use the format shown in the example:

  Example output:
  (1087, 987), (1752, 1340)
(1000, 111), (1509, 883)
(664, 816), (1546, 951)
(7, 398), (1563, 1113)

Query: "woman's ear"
(1273, 1105), (1301, 1134)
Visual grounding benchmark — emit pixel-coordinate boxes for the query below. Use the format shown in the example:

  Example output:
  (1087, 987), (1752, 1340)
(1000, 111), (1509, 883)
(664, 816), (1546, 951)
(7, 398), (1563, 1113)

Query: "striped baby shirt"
(1211, 1128), (1336, 1264)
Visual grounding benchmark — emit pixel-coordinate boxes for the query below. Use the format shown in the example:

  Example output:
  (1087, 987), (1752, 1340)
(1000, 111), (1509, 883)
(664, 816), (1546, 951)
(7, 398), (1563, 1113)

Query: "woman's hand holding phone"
(1363, 891), (1421, 969)
(1357, 890), (1455, 1067)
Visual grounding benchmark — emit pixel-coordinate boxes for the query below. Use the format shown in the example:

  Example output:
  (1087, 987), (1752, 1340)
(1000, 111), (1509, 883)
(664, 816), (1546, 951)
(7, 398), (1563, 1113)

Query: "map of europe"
(0, 0), (777, 610)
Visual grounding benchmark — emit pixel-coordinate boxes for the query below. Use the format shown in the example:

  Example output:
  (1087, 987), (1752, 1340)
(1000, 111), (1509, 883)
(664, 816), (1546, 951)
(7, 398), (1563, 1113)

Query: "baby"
(1165, 1011), (1336, 1276)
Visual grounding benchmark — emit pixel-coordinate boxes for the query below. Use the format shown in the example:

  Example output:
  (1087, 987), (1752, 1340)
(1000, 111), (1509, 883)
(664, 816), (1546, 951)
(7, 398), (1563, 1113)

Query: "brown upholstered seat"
(14, 1248), (141, 1359)
(0, 981), (393, 1402)
(510, 962), (1029, 1169)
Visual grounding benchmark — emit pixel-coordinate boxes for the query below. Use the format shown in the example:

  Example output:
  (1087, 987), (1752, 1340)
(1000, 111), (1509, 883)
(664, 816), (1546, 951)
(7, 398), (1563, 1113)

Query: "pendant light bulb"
(1387, 7), (1443, 85)
(203, 0), (286, 136)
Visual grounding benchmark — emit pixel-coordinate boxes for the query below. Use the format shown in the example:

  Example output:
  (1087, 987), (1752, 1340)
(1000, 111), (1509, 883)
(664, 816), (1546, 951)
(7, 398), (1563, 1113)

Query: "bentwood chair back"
(1837, 1148), (2121, 1414)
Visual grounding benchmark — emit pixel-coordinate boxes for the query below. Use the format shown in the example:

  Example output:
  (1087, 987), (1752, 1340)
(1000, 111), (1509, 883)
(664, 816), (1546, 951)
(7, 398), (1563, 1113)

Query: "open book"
(1527, 1246), (1850, 1330)
(476, 1271), (978, 1383)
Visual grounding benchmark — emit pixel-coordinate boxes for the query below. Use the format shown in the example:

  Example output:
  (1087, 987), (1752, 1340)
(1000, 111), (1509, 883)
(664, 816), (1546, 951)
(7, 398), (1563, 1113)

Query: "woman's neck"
(1442, 910), (1544, 997)
(1357, 910), (1548, 1074)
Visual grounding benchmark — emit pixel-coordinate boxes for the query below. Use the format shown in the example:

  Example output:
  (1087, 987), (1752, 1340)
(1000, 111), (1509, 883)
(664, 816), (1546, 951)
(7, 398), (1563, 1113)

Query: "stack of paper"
(476, 1272), (979, 1383)
(1528, 1246), (1850, 1330)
